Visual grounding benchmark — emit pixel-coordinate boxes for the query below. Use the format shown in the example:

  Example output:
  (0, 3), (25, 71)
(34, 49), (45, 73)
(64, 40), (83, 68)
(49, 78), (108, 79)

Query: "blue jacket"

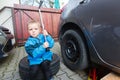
(24, 34), (54, 65)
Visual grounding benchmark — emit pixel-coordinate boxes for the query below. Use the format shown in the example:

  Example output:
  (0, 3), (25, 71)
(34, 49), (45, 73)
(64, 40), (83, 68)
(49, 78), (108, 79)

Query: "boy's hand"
(42, 30), (48, 36)
(43, 41), (49, 48)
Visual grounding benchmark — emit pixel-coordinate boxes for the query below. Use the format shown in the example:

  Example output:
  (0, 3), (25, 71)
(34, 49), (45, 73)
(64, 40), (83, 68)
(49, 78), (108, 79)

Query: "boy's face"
(28, 23), (40, 38)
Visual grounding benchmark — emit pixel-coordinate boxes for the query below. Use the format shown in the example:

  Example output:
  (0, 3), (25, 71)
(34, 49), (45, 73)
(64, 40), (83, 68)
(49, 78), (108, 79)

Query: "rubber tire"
(19, 53), (60, 80)
(61, 30), (88, 71)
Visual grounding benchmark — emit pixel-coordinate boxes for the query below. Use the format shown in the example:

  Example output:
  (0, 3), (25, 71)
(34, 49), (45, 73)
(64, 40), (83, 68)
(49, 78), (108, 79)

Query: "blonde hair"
(27, 20), (40, 27)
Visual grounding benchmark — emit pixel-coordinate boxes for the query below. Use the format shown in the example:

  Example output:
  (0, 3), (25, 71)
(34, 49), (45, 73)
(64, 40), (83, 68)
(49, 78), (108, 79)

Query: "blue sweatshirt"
(24, 34), (54, 65)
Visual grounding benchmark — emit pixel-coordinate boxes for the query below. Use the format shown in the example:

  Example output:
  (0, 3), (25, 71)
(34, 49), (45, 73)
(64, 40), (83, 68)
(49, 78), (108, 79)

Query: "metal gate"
(12, 4), (61, 46)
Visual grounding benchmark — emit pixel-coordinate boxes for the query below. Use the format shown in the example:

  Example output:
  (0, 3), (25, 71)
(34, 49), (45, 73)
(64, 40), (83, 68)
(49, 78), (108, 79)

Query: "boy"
(24, 20), (54, 80)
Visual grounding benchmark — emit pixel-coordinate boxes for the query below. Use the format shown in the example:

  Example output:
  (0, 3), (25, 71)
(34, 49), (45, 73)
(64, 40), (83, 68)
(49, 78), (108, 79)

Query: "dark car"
(0, 26), (14, 58)
(58, 0), (120, 73)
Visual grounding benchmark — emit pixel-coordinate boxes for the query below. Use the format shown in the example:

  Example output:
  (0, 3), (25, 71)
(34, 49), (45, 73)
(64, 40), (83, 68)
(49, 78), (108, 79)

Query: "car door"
(76, 0), (120, 67)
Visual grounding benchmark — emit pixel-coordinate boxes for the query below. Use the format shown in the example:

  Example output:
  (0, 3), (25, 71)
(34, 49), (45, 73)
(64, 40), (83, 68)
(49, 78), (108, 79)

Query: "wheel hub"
(65, 40), (78, 62)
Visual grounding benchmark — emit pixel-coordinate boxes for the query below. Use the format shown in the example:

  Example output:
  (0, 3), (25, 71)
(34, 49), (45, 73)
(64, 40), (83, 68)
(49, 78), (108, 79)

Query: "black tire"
(61, 29), (88, 71)
(19, 53), (60, 80)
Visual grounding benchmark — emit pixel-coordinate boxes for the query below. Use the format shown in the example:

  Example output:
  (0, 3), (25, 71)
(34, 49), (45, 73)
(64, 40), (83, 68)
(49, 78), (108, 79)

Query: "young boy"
(24, 20), (54, 80)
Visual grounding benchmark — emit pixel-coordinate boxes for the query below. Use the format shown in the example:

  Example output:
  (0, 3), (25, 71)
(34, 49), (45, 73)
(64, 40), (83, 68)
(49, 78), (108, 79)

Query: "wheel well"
(60, 22), (86, 43)
(60, 22), (90, 60)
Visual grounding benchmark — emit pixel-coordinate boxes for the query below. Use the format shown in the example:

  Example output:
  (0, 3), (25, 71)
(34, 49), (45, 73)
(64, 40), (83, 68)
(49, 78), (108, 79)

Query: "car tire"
(61, 29), (88, 71)
(19, 53), (60, 80)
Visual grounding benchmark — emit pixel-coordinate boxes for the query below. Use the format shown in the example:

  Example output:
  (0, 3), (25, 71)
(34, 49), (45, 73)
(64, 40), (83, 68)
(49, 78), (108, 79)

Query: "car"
(58, 0), (120, 73)
(0, 26), (14, 58)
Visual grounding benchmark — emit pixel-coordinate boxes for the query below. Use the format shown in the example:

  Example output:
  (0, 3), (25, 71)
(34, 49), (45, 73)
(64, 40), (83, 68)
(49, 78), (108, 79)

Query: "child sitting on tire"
(24, 20), (54, 80)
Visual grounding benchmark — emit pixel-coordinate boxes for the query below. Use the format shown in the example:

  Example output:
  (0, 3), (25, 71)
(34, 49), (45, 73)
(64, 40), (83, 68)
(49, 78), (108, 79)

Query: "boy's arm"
(46, 35), (54, 48)
(42, 30), (54, 48)
(25, 40), (46, 58)
(25, 45), (34, 57)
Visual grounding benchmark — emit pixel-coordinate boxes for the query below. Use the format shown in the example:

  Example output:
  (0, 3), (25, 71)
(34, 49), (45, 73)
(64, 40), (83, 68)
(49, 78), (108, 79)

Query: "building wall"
(0, 0), (19, 9)
(0, 0), (19, 44)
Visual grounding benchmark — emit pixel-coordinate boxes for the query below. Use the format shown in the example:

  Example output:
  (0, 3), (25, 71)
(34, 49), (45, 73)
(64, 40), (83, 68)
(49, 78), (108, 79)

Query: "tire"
(19, 53), (60, 80)
(61, 29), (88, 71)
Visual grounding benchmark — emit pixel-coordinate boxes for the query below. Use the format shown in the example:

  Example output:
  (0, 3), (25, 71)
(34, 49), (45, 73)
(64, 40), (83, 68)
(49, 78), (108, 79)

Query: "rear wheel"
(61, 29), (88, 71)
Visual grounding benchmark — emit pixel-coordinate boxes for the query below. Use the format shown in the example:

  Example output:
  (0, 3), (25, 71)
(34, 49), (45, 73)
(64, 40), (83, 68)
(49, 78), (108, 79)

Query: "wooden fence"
(12, 4), (61, 46)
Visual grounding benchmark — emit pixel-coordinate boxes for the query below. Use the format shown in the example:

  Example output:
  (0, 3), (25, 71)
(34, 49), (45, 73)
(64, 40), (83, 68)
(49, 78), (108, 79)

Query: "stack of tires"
(19, 53), (60, 80)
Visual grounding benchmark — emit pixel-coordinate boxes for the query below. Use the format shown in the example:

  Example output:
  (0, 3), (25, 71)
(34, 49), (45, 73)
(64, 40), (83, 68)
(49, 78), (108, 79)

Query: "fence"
(12, 4), (61, 46)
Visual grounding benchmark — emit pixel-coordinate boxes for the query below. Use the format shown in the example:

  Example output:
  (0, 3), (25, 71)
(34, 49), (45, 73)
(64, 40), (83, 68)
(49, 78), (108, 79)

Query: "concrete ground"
(0, 42), (88, 80)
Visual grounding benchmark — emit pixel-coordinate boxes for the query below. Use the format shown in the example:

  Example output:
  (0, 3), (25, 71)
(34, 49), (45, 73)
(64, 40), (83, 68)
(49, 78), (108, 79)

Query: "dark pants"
(29, 60), (51, 80)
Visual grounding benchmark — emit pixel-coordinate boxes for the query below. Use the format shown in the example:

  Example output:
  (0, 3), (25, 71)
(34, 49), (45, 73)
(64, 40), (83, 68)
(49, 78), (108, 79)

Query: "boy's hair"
(27, 20), (41, 28)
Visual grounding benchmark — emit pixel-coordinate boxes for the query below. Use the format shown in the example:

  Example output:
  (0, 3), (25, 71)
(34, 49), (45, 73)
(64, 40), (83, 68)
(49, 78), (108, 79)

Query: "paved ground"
(0, 42), (88, 80)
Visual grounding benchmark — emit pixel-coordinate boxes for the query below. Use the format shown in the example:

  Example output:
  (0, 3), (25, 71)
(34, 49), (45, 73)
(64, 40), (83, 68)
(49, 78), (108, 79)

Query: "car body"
(58, 0), (120, 73)
(0, 26), (14, 58)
